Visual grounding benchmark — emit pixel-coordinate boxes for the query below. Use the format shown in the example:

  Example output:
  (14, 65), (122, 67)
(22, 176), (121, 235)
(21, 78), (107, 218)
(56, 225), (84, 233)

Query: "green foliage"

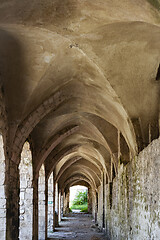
(80, 205), (88, 213)
(72, 191), (88, 205)
(147, 0), (160, 10)
(70, 203), (88, 212)
(70, 190), (88, 212)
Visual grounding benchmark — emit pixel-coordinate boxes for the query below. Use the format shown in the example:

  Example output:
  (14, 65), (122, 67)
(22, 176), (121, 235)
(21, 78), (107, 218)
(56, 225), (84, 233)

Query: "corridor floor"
(48, 213), (108, 240)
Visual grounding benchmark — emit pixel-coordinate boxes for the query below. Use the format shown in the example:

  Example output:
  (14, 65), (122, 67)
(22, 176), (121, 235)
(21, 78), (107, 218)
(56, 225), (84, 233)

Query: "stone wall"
(105, 137), (160, 240)
(19, 142), (33, 240)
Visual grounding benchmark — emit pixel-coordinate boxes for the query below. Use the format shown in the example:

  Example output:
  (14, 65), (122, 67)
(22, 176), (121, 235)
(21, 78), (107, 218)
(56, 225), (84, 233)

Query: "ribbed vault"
(0, 1), (160, 228)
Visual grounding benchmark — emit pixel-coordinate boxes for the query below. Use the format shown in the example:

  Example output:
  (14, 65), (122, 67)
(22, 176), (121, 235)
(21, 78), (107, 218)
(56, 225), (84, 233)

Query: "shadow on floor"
(48, 213), (108, 240)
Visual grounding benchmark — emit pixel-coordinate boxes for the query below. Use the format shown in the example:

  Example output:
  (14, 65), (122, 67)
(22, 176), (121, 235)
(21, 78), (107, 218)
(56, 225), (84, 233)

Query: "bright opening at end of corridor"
(69, 185), (88, 213)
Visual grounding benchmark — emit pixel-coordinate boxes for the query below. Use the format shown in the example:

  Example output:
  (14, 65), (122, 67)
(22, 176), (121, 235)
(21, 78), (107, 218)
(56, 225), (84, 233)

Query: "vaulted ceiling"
(0, 0), (160, 191)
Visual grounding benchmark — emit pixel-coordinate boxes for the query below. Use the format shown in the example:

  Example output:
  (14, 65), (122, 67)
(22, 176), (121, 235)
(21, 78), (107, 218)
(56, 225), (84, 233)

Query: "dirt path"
(48, 213), (108, 240)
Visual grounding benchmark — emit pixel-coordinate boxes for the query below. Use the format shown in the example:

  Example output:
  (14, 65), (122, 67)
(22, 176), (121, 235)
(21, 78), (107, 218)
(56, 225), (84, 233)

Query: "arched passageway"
(0, 1), (160, 239)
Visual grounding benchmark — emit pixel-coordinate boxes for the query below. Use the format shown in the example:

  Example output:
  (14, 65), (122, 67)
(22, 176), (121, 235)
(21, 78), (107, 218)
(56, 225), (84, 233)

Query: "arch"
(64, 176), (95, 193)
(45, 143), (111, 181)
(55, 157), (102, 183)
(59, 164), (101, 188)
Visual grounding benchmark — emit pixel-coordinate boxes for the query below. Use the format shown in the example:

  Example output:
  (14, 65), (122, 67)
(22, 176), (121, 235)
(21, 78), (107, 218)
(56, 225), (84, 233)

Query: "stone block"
(0, 186), (5, 199)
(0, 208), (6, 218)
(0, 230), (6, 239)
(20, 180), (27, 188)
(20, 191), (25, 200)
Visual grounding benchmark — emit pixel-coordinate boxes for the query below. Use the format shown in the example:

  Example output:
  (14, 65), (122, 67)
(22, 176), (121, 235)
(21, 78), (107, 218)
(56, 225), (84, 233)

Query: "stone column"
(61, 193), (63, 217)
(64, 190), (70, 214)
(48, 173), (53, 234)
(38, 165), (45, 240)
(6, 159), (20, 240)
(19, 142), (33, 240)
(53, 180), (56, 230)
(95, 192), (98, 223)
(104, 173), (108, 232)
(45, 176), (48, 240)
(33, 178), (38, 240)
(88, 187), (92, 214)
(63, 192), (67, 214)
(91, 190), (96, 219)
(58, 192), (61, 222)
(0, 134), (6, 240)
(97, 184), (103, 228)
(102, 172), (105, 229)
(55, 183), (59, 227)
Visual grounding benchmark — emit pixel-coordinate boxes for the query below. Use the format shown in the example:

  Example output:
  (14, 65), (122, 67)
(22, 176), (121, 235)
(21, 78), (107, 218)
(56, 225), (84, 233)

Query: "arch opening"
(69, 185), (88, 213)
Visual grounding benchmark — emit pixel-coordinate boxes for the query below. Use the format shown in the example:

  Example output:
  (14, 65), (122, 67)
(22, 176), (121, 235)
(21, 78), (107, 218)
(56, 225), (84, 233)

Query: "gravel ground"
(48, 213), (108, 240)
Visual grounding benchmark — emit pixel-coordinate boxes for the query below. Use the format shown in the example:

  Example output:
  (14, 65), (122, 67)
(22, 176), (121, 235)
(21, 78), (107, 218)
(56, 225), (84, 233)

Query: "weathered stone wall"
(105, 137), (160, 240)
(0, 134), (6, 240)
(19, 142), (33, 240)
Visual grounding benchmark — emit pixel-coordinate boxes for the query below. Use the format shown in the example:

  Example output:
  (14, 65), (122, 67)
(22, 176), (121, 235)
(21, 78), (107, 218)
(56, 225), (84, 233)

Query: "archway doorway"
(69, 185), (88, 213)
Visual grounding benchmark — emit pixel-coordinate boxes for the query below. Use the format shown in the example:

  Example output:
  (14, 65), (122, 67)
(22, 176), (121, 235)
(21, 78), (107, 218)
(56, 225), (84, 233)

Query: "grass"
(70, 203), (88, 212)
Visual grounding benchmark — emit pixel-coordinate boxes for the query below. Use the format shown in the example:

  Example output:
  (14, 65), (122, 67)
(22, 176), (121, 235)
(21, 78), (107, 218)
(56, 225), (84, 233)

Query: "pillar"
(33, 178), (38, 240)
(53, 180), (56, 230)
(58, 192), (61, 222)
(38, 165), (45, 240)
(19, 142), (33, 240)
(55, 183), (59, 227)
(65, 190), (70, 214)
(48, 172), (53, 234)
(6, 159), (20, 240)
(63, 192), (66, 215)
(88, 187), (92, 214)
(95, 191), (98, 223)
(104, 173), (108, 232)
(91, 190), (96, 220)
(61, 192), (64, 217)
(102, 172), (105, 229)
(0, 134), (6, 239)
(45, 176), (48, 240)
